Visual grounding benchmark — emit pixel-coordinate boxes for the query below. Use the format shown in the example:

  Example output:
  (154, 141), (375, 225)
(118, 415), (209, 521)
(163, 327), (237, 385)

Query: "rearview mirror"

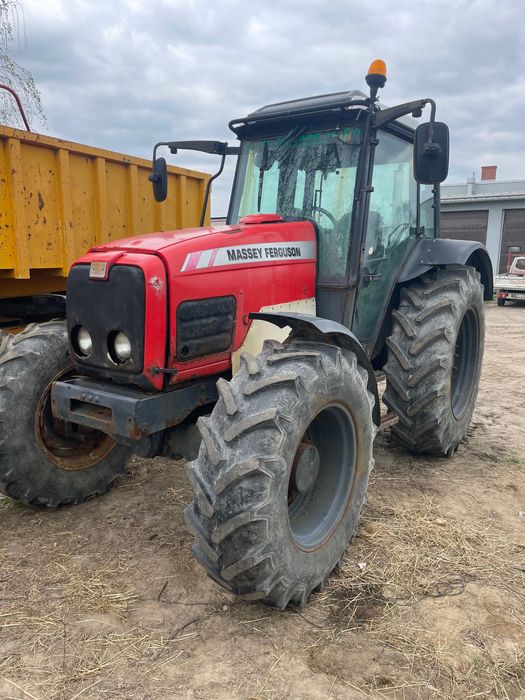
(149, 157), (168, 202)
(414, 122), (449, 184)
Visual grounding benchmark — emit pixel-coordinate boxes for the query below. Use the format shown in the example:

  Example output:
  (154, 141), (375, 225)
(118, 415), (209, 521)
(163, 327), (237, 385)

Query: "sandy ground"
(1, 301), (524, 700)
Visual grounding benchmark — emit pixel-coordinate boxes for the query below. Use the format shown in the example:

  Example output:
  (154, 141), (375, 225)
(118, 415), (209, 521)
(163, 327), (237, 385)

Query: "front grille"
(176, 296), (236, 361)
(67, 264), (145, 374)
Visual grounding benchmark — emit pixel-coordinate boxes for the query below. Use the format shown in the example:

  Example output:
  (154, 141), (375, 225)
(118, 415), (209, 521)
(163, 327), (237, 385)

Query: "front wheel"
(383, 265), (485, 455)
(0, 321), (131, 506)
(185, 339), (376, 608)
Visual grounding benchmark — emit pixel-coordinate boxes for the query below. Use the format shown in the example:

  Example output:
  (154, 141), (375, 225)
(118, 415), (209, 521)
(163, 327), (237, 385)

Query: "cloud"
(10, 0), (525, 214)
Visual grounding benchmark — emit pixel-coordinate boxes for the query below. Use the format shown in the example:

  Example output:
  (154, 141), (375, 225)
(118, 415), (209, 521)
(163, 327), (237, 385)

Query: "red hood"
(89, 224), (240, 255)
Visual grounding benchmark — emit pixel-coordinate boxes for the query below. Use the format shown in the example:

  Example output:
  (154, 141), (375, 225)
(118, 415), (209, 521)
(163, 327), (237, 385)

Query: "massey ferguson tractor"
(0, 62), (493, 608)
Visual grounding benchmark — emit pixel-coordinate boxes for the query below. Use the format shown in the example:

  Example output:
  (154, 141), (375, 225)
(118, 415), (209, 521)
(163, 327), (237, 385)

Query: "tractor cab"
(227, 88), (437, 352)
(150, 61), (450, 357)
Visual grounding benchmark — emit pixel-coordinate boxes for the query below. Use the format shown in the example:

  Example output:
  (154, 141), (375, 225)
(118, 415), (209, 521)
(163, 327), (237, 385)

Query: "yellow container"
(0, 125), (210, 298)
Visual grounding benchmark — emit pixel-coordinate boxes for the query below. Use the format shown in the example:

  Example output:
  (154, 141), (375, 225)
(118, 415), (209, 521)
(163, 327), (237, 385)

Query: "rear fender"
(398, 238), (493, 299)
(249, 311), (380, 426)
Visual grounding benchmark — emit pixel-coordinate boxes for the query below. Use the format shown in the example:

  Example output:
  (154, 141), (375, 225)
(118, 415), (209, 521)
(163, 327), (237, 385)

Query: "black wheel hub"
(451, 307), (480, 419)
(288, 404), (356, 551)
(292, 443), (320, 495)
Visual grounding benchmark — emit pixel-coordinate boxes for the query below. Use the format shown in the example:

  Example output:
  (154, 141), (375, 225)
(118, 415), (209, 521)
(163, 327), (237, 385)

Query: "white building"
(441, 166), (525, 273)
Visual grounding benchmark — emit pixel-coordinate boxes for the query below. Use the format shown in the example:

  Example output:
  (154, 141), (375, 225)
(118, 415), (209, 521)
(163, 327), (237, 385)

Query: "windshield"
(229, 126), (362, 283)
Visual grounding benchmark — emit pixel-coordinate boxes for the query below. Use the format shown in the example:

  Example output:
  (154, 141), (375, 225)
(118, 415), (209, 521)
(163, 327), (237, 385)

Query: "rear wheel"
(184, 339), (376, 608)
(497, 297), (506, 307)
(383, 265), (484, 455)
(0, 321), (131, 506)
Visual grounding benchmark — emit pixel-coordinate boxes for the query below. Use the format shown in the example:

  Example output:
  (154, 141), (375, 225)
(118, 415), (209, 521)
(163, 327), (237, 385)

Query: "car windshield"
(229, 126), (362, 283)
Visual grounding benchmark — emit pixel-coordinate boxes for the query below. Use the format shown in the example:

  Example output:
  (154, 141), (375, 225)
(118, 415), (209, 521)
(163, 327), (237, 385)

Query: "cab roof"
(229, 89), (417, 136)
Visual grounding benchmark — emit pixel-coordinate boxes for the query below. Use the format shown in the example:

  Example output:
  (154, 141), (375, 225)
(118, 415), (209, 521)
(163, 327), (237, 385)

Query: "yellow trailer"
(0, 124), (210, 300)
(0, 123), (211, 507)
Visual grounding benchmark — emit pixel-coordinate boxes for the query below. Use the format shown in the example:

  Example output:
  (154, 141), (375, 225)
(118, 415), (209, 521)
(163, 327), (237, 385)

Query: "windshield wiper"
(257, 141), (269, 211)
(271, 125), (306, 163)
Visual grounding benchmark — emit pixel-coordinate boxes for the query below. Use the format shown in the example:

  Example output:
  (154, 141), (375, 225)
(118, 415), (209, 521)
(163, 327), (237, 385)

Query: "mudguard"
(398, 238), (493, 300)
(249, 311), (381, 426)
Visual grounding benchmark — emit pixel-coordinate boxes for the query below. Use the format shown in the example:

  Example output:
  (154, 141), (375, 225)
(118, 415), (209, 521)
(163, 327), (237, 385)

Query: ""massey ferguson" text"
(226, 246), (302, 262)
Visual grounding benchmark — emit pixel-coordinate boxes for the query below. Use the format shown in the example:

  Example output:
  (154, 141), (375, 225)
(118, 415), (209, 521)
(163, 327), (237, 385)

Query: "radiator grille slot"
(176, 296), (236, 361)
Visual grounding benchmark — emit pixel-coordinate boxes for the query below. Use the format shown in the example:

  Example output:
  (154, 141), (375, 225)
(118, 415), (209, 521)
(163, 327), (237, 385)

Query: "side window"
(352, 131), (417, 345)
(419, 184), (435, 238)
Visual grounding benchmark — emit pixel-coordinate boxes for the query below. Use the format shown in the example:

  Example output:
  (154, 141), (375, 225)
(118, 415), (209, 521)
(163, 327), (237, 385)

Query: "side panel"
(231, 297), (316, 372)
(163, 221), (318, 384)
(0, 125), (209, 296)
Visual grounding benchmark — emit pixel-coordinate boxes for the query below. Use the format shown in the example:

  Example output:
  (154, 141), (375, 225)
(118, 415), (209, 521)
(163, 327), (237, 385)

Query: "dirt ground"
(1, 301), (524, 700)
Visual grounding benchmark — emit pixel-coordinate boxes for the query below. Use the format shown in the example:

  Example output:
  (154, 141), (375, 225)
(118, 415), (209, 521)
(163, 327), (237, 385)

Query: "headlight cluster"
(112, 331), (132, 362)
(72, 326), (132, 365)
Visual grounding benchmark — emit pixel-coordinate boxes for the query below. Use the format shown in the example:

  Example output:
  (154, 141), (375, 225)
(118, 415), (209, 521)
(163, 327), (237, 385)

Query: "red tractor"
(1, 62), (492, 608)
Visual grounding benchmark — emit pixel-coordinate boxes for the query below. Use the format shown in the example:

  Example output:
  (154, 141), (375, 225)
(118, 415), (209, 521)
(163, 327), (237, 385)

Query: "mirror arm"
(200, 152), (227, 227)
(149, 141), (239, 213)
(374, 97), (437, 130)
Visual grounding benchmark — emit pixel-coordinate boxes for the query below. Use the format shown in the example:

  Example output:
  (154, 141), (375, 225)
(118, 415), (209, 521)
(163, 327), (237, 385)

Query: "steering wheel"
(309, 206), (337, 229)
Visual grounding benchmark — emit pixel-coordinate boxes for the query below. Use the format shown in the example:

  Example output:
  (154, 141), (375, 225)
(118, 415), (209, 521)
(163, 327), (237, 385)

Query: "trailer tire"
(184, 339), (376, 609)
(383, 265), (484, 456)
(0, 321), (130, 507)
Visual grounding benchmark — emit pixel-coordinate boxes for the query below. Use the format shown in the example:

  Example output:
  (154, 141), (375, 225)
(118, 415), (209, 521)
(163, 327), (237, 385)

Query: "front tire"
(185, 339), (376, 609)
(383, 265), (484, 455)
(0, 321), (131, 506)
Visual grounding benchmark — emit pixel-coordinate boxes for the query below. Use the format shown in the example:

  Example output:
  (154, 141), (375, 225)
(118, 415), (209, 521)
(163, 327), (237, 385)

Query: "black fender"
(398, 238), (493, 300)
(249, 311), (380, 427)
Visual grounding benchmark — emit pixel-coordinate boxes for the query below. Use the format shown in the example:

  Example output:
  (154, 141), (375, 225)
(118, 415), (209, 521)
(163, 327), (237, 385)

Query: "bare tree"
(0, 0), (45, 129)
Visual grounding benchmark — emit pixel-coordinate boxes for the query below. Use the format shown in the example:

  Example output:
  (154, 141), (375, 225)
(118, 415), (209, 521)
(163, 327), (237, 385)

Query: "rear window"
(515, 258), (525, 270)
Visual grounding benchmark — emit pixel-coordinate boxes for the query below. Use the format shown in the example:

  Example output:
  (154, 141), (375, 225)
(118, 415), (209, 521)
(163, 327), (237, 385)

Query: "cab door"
(351, 130), (417, 354)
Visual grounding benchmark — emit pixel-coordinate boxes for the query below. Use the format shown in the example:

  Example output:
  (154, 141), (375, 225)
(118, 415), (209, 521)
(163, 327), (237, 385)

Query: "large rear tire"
(383, 265), (484, 455)
(184, 339), (376, 609)
(0, 321), (131, 506)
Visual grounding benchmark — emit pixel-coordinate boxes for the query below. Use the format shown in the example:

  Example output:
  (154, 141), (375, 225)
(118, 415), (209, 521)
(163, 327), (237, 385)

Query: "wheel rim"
(288, 403), (356, 551)
(35, 364), (116, 470)
(451, 307), (480, 419)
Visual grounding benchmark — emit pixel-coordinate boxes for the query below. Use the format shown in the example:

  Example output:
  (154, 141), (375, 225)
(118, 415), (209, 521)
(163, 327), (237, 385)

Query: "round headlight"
(76, 327), (92, 357)
(113, 331), (132, 362)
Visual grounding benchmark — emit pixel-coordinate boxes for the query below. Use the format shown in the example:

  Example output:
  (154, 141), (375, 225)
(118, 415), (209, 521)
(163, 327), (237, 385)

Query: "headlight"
(113, 331), (132, 362)
(76, 327), (92, 357)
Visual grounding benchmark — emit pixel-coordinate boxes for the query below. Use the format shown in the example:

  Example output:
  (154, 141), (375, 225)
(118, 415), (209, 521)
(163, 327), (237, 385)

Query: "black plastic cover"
(67, 264), (145, 374)
(398, 238), (493, 299)
(176, 296), (236, 361)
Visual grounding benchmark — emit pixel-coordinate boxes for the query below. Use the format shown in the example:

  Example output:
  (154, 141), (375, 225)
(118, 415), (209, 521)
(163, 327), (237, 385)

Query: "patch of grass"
(327, 496), (520, 616)
(317, 494), (525, 698)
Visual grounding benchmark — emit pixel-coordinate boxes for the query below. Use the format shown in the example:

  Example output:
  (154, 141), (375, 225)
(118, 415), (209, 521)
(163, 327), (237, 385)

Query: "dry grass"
(318, 492), (525, 699)
(329, 495), (522, 611)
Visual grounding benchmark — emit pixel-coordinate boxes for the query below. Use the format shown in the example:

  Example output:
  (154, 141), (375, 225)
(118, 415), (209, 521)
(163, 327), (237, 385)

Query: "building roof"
(441, 178), (525, 204)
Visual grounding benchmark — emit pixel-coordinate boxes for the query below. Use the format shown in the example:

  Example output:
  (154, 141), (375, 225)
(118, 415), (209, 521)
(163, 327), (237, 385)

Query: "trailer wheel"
(184, 339), (376, 609)
(383, 265), (484, 456)
(0, 321), (130, 506)
(497, 297), (506, 307)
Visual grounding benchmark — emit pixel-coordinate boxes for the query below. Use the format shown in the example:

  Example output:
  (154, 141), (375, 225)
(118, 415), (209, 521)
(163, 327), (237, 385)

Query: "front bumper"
(52, 376), (218, 441)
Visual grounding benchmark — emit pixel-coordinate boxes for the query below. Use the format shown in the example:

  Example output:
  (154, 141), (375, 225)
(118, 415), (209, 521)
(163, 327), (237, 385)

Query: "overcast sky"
(10, 0), (525, 215)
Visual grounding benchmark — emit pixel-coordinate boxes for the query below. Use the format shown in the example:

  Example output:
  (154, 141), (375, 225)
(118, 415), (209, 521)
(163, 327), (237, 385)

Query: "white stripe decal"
(181, 240), (315, 272)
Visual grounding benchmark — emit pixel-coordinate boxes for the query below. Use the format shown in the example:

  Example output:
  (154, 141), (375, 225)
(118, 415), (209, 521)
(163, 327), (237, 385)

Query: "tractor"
(1, 61), (493, 609)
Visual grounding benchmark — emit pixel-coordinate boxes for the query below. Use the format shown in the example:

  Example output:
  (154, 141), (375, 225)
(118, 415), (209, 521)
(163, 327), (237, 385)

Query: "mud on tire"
(185, 339), (376, 609)
(383, 265), (485, 456)
(0, 321), (130, 506)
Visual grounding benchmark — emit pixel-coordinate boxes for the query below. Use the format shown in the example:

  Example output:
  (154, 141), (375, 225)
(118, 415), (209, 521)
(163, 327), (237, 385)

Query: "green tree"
(0, 0), (45, 129)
